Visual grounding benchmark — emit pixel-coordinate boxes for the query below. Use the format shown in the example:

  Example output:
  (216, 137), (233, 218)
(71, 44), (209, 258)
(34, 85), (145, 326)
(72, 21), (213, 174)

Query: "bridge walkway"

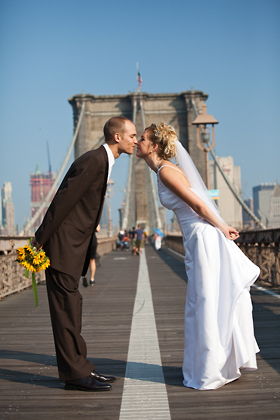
(0, 244), (279, 419)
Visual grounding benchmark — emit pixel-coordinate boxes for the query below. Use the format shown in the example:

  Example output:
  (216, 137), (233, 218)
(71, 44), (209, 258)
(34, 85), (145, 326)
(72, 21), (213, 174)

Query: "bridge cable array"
(191, 99), (265, 229)
(121, 96), (162, 231)
(19, 103), (85, 236)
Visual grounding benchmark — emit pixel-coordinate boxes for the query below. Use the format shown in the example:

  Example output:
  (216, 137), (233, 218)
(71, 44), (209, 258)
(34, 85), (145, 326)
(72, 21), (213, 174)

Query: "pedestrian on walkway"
(118, 230), (124, 249)
(122, 230), (130, 250)
(31, 116), (137, 392)
(135, 225), (144, 255)
(137, 121), (260, 391)
(144, 228), (149, 244)
(129, 226), (137, 255)
(153, 232), (162, 250)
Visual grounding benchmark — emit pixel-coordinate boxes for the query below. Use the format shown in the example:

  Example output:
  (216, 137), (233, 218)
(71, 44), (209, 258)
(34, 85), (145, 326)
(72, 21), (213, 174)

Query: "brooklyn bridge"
(0, 91), (279, 419)
(19, 89), (264, 238)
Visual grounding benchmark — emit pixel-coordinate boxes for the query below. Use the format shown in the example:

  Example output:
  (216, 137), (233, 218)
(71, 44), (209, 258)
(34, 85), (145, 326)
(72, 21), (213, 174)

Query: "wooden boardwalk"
(0, 244), (279, 420)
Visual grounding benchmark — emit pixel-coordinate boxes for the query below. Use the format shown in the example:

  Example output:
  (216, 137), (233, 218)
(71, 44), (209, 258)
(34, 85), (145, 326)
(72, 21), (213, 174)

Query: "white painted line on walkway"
(119, 248), (171, 420)
(252, 284), (280, 299)
(166, 247), (185, 260)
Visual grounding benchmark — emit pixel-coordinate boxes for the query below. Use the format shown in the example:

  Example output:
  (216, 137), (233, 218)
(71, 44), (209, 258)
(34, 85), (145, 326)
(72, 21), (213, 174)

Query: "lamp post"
(192, 103), (218, 189)
(106, 179), (114, 237)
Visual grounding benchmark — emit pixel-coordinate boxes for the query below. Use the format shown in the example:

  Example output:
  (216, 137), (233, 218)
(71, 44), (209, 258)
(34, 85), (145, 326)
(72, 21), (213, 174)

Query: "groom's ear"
(114, 132), (120, 143)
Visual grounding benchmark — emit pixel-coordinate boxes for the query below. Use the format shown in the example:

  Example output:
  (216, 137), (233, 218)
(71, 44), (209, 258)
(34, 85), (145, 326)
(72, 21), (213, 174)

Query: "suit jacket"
(35, 146), (108, 278)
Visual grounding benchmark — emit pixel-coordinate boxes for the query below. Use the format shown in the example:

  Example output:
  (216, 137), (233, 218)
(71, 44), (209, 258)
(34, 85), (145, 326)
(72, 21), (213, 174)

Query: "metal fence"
(237, 228), (280, 287)
(165, 228), (280, 287)
(0, 235), (117, 300)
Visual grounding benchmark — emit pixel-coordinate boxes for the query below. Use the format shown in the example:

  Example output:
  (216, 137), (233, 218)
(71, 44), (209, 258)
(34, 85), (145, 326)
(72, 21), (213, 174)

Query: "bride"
(136, 122), (260, 390)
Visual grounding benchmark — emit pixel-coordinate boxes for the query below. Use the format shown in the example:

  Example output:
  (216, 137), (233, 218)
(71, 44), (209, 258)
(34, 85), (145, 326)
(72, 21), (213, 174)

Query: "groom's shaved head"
(104, 117), (131, 142)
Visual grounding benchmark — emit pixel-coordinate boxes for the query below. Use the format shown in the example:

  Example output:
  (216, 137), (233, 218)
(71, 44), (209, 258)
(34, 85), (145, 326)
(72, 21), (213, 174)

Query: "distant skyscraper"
(253, 183), (275, 228)
(0, 182), (17, 235)
(209, 156), (243, 229)
(268, 182), (280, 228)
(30, 165), (56, 232)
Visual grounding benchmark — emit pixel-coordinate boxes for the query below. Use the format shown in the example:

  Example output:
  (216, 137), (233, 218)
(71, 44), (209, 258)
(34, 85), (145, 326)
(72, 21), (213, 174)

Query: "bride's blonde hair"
(145, 122), (177, 160)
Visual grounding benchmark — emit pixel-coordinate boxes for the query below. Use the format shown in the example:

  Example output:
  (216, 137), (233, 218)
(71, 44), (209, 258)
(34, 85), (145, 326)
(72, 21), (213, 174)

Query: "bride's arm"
(159, 167), (239, 240)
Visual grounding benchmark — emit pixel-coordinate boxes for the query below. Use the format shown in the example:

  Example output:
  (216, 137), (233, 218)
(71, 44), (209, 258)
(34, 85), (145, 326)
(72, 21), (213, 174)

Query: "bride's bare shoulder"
(159, 162), (191, 187)
(160, 161), (182, 172)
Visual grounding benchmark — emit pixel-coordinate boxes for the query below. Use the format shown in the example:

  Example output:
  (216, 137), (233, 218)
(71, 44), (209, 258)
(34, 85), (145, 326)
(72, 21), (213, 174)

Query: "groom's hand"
(31, 237), (42, 250)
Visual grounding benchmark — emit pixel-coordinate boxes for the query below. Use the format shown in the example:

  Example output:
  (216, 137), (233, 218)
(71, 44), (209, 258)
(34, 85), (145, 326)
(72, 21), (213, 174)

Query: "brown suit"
(35, 145), (108, 381)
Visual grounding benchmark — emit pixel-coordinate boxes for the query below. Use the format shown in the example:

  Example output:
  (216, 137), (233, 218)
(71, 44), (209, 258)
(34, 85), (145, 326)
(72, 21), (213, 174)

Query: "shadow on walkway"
(0, 350), (185, 388)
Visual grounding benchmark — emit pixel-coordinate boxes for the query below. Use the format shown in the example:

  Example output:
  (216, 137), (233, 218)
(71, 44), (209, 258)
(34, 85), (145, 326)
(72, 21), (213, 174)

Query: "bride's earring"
(149, 150), (153, 154)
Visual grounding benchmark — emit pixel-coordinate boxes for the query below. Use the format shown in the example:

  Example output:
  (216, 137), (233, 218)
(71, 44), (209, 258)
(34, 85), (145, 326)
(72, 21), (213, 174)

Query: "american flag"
(137, 71), (142, 92)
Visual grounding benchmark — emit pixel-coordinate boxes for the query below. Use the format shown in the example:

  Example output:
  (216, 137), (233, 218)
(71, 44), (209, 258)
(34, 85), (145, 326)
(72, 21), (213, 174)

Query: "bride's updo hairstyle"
(145, 122), (177, 160)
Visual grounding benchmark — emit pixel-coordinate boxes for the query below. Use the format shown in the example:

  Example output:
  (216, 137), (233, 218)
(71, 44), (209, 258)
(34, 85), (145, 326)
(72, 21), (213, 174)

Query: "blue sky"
(0, 0), (279, 231)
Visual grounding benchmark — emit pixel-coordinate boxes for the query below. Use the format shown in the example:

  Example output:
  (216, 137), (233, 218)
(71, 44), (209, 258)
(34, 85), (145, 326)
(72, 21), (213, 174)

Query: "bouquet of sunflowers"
(16, 239), (50, 307)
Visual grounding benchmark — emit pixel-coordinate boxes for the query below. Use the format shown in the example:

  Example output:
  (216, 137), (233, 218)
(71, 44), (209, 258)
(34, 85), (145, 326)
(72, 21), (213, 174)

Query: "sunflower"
(15, 239), (50, 307)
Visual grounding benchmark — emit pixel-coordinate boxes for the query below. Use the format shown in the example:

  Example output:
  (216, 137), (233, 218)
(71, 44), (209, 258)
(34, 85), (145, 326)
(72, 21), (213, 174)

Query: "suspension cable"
(191, 99), (265, 229)
(20, 103), (85, 236)
(139, 99), (162, 230)
(121, 99), (136, 230)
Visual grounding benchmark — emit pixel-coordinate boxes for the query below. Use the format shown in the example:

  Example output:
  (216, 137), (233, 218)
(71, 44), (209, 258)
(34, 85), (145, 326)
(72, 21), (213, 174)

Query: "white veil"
(175, 140), (225, 223)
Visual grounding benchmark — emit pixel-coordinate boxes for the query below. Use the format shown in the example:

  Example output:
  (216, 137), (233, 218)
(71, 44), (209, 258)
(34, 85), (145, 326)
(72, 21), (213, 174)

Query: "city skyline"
(2, 168), (279, 234)
(0, 0), (279, 230)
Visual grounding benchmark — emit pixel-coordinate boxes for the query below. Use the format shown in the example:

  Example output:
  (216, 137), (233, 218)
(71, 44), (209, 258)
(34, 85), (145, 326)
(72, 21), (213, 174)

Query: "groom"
(32, 117), (137, 391)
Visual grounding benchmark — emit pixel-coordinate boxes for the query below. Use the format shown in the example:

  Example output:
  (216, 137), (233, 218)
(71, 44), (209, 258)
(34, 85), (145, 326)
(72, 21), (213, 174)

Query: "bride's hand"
(220, 225), (239, 240)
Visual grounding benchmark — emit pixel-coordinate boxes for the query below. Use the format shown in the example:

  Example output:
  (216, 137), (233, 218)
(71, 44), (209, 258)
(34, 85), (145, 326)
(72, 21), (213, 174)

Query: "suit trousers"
(45, 266), (95, 381)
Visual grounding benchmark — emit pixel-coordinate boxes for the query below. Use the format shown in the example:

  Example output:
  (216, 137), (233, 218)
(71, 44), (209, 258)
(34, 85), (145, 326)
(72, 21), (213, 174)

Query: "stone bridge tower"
(68, 90), (209, 232)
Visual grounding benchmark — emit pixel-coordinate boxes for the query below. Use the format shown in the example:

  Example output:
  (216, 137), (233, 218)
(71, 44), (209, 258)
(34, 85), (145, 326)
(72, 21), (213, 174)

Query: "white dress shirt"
(102, 143), (115, 183)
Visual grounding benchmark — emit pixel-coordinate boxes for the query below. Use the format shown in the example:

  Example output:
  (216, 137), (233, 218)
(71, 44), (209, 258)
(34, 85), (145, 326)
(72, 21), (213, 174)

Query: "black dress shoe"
(82, 276), (88, 287)
(91, 370), (117, 383)
(65, 375), (111, 391)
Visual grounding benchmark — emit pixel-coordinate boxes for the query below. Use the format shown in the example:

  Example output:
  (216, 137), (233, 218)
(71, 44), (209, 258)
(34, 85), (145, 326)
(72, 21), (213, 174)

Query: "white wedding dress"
(157, 167), (260, 390)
